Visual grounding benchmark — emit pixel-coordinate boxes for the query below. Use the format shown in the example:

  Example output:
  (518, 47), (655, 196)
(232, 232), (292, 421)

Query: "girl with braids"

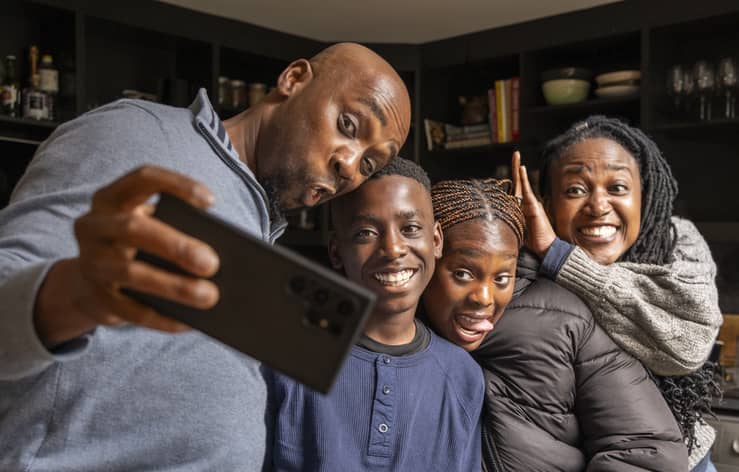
(422, 178), (687, 471)
(514, 115), (722, 472)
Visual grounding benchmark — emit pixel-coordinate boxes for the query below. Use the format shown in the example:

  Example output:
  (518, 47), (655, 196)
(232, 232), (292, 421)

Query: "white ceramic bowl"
(542, 79), (590, 105)
(595, 70), (641, 86)
(594, 84), (640, 98)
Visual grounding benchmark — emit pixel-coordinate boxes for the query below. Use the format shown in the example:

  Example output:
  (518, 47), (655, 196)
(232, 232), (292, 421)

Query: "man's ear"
(276, 59), (313, 97)
(327, 232), (343, 270)
(432, 221), (443, 259)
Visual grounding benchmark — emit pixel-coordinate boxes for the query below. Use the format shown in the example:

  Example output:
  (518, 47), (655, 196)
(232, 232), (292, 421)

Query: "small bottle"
(39, 54), (59, 121)
(22, 45), (48, 120)
(1, 55), (20, 117)
(217, 76), (230, 108)
(230, 79), (246, 110)
(248, 83), (267, 107)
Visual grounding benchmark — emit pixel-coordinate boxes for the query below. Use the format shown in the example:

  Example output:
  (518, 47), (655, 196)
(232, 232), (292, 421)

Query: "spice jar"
(248, 83), (267, 107)
(217, 76), (230, 107)
(230, 79), (247, 110)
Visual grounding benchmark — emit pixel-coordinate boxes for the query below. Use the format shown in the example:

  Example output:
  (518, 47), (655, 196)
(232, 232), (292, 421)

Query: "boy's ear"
(327, 232), (343, 270)
(275, 59), (313, 97)
(432, 221), (443, 259)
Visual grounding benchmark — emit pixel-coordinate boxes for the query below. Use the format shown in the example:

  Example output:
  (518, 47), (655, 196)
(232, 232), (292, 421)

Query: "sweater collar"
(190, 89), (241, 163)
(189, 89), (287, 240)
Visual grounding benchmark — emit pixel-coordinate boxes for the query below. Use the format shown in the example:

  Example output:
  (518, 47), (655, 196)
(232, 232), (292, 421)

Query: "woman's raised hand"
(512, 151), (557, 258)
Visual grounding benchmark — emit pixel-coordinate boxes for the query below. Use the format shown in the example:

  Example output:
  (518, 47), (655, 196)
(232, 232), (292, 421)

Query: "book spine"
(495, 81), (505, 143)
(445, 123), (490, 136)
(423, 118), (434, 151)
(504, 79), (512, 142)
(511, 76), (520, 141)
(444, 136), (492, 149)
(424, 118), (446, 151)
(487, 87), (497, 144)
(446, 131), (492, 142)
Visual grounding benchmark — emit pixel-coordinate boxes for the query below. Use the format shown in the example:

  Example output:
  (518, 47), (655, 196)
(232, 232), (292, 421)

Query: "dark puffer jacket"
(474, 253), (688, 472)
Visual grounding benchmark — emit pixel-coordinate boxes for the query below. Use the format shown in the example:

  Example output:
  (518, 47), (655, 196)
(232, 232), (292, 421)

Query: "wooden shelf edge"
(0, 115), (59, 129)
(525, 95), (640, 114)
(426, 142), (522, 155)
(651, 118), (739, 131)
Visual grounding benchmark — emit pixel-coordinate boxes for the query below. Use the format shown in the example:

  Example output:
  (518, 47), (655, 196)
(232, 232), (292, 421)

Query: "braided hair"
(431, 178), (524, 246)
(540, 115), (678, 264)
(540, 115), (719, 452)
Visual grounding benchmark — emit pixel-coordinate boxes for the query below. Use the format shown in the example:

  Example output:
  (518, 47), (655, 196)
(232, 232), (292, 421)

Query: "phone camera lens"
(289, 276), (306, 294)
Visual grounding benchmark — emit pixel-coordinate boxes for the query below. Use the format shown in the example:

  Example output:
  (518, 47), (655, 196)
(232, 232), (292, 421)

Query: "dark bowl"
(541, 67), (593, 82)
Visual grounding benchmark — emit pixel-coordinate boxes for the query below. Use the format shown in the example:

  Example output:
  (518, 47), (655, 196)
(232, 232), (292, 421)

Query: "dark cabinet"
(1, 0), (738, 270)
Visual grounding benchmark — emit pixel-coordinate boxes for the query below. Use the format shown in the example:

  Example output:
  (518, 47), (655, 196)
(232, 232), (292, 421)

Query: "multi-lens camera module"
(288, 275), (357, 336)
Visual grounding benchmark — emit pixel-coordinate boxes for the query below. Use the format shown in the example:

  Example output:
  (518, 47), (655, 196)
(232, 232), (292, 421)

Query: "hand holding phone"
(35, 166), (218, 349)
(124, 193), (375, 393)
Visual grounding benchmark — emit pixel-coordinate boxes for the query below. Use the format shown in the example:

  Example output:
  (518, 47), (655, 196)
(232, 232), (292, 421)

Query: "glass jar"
(248, 83), (267, 107)
(230, 79), (247, 110)
(217, 76), (230, 107)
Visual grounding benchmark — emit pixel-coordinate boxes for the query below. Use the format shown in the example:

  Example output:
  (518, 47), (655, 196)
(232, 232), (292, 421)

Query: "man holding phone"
(0, 42), (410, 470)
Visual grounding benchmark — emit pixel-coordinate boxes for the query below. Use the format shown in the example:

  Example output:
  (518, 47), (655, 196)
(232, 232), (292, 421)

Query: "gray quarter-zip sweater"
(0, 90), (285, 471)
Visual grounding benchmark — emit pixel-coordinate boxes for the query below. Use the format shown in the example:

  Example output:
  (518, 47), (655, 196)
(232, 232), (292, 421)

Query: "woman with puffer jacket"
(423, 178), (688, 471)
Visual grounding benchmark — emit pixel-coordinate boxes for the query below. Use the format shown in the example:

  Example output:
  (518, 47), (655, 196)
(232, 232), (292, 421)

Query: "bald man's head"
(254, 42), (412, 219)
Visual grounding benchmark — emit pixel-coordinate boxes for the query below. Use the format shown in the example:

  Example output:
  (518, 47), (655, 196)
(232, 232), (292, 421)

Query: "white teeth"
(580, 226), (616, 237)
(374, 269), (415, 286)
(458, 326), (479, 336)
(460, 316), (480, 324)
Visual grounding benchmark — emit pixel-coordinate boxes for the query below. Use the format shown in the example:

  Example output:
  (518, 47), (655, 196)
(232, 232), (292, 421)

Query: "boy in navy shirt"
(266, 158), (484, 471)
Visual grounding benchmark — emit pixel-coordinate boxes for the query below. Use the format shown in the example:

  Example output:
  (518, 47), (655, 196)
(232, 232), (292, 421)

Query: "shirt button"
(382, 385), (391, 395)
(378, 423), (389, 433)
(382, 356), (391, 364)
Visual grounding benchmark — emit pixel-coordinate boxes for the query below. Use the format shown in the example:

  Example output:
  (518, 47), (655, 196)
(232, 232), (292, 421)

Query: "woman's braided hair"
(540, 115), (719, 452)
(431, 178), (525, 246)
(540, 115), (678, 264)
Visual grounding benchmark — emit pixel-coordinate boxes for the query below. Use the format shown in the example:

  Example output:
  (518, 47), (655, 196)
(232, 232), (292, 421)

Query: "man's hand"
(512, 151), (556, 258)
(34, 166), (221, 348)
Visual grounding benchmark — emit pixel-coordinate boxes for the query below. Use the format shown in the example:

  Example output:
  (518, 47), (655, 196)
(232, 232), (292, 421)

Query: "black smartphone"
(123, 192), (375, 394)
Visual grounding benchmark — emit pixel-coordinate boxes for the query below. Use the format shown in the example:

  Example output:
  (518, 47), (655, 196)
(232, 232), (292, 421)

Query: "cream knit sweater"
(555, 216), (722, 468)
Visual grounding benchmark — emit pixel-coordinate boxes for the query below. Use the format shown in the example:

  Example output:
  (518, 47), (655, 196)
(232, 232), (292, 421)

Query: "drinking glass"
(717, 57), (737, 119)
(694, 60), (715, 120)
(682, 69), (696, 118)
(666, 64), (684, 112)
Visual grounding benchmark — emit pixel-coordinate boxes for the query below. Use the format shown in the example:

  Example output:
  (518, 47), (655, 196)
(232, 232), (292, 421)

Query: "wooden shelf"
(428, 141), (520, 154)
(652, 117), (739, 132)
(0, 115), (59, 129)
(526, 95), (640, 114)
(0, 115), (60, 146)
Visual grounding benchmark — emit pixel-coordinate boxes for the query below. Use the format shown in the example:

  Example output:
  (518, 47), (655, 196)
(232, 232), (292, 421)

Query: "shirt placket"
(367, 354), (397, 461)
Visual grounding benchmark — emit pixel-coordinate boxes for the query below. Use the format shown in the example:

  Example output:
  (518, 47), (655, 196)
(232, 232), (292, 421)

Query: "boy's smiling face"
(329, 175), (442, 318)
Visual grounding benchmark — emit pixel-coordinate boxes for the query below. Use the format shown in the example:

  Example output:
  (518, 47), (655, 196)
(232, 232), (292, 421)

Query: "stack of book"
(423, 75), (521, 152)
(487, 76), (520, 144)
(423, 120), (492, 151)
